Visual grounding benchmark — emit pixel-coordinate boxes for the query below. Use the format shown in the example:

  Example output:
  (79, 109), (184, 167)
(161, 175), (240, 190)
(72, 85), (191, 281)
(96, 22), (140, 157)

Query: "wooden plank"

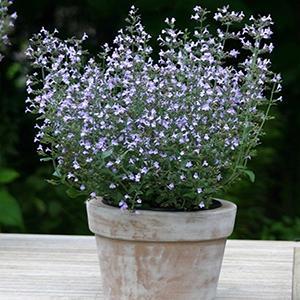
(293, 247), (300, 300)
(218, 239), (294, 299)
(0, 234), (296, 299)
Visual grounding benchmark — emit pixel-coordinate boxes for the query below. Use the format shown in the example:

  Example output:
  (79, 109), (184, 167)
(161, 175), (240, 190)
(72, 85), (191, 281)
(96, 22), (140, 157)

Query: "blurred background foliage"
(0, 0), (299, 239)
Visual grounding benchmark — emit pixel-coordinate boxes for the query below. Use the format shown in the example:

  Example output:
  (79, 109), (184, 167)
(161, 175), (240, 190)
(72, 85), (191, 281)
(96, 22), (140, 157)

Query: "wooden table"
(0, 234), (297, 299)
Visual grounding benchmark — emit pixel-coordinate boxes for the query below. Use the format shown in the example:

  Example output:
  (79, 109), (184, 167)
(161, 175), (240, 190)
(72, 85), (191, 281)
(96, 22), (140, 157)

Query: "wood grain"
(0, 234), (296, 299)
(293, 247), (300, 300)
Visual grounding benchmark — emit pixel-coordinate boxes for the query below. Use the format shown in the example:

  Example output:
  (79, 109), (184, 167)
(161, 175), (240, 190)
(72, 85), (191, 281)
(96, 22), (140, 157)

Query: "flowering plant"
(26, 5), (281, 211)
(0, 0), (17, 61)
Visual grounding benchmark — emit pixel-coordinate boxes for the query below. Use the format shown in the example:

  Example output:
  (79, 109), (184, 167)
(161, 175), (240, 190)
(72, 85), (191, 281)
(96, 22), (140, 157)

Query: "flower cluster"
(0, 0), (17, 61)
(26, 5), (281, 211)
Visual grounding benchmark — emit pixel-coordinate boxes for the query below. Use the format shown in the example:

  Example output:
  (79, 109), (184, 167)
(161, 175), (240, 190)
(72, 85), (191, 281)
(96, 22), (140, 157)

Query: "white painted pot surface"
(87, 197), (237, 300)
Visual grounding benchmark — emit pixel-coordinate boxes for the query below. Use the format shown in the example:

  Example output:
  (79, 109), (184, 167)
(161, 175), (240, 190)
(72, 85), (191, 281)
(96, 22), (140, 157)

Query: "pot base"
(96, 235), (226, 300)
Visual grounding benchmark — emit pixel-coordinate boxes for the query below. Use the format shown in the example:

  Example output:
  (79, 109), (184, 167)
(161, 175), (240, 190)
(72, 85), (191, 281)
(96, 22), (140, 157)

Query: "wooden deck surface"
(0, 234), (297, 299)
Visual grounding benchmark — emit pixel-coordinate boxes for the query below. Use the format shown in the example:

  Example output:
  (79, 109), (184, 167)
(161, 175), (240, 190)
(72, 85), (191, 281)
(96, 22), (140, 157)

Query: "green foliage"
(0, 167), (19, 183)
(261, 216), (300, 241)
(0, 167), (23, 228)
(0, 0), (299, 239)
(0, 186), (23, 227)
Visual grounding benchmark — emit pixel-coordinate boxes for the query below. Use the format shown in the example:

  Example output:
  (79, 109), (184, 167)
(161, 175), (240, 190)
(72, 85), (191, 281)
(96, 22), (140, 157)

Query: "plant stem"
(224, 41), (261, 186)
(242, 83), (276, 167)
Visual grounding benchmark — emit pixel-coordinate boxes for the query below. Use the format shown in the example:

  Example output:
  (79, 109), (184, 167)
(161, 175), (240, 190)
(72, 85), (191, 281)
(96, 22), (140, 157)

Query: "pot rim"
(86, 197), (237, 242)
(88, 197), (235, 216)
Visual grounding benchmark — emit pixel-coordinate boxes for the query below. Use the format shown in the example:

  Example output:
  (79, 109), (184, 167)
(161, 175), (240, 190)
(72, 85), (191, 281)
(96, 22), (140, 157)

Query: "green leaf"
(66, 187), (85, 198)
(119, 149), (131, 160)
(236, 165), (255, 183)
(0, 168), (19, 184)
(0, 187), (23, 227)
(46, 179), (60, 186)
(52, 169), (61, 178)
(183, 192), (196, 199)
(243, 169), (256, 183)
(236, 164), (246, 170)
(101, 149), (113, 159)
(40, 157), (52, 162)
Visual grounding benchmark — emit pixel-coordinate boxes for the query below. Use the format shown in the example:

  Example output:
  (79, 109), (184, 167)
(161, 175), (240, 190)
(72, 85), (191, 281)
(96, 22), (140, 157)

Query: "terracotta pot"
(86, 197), (237, 300)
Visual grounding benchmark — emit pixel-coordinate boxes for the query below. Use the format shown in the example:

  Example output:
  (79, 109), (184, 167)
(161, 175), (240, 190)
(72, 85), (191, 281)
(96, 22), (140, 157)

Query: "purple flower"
(201, 103), (210, 111)
(73, 160), (80, 170)
(180, 174), (186, 181)
(186, 161), (193, 168)
(153, 161), (160, 169)
(167, 183), (175, 190)
(229, 49), (239, 58)
(204, 134), (210, 141)
(141, 167), (148, 174)
(109, 183), (116, 189)
(199, 201), (205, 208)
(135, 173), (141, 182)
(119, 200), (128, 210)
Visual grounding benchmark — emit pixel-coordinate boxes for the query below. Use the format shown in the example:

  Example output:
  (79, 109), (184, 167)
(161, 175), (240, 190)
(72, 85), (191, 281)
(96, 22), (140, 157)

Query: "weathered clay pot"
(86, 197), (236, 300)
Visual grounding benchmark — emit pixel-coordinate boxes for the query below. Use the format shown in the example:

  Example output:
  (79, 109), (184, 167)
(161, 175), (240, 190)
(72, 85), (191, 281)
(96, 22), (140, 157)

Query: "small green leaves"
(183, 191), (196, 199)
(40, 157), (52, 162)
(0, 168), (19, 184)
(46, 179), (60, 186)
(101, 149), (113, 159)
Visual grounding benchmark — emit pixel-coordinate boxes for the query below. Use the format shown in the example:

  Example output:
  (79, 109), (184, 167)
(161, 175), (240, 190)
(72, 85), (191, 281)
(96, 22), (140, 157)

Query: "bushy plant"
(0, 0), (17, 61)
(26, 5), (281, 211)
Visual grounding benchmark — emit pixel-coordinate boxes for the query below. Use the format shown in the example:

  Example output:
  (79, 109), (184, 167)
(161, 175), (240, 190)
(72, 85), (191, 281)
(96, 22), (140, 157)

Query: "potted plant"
(26, 5), (281, 300)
